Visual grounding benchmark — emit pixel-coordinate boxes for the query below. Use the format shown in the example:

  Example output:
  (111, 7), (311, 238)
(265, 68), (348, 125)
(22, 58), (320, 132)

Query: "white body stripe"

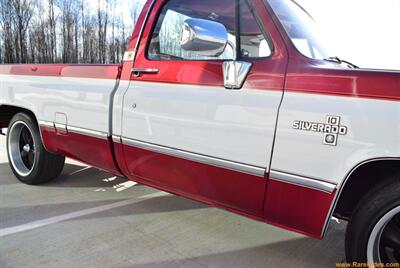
(122, 81), (283, 169)
(1, 74), (399, 188)
(0, 75), (116, 133)
(271, 92), (400, 185)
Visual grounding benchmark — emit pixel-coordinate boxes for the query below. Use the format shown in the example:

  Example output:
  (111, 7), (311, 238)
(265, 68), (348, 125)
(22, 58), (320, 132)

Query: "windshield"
(267, 0), (333, 60)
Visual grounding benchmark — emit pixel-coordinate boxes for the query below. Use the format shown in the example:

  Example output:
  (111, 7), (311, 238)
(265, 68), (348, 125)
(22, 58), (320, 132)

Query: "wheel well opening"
(334, 160), (400, 221)
(0, 105), (37, 129)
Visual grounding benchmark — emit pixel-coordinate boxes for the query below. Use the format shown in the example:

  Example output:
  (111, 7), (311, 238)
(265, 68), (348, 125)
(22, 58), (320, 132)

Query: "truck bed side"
(0, 64), (122, 174)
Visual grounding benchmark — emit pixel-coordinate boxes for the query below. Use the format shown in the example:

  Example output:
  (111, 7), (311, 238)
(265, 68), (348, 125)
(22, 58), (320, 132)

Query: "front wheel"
(346, 176), (400, 267)
(6, 113), (65, 185)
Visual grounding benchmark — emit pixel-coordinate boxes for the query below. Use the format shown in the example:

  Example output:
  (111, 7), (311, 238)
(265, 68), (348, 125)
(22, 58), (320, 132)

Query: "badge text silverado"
(1, 0), (399, 265)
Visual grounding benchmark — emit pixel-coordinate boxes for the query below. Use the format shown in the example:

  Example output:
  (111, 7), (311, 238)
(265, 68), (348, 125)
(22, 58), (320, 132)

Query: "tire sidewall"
(346, 179), (400, 264)
(7, 113), (46, 184)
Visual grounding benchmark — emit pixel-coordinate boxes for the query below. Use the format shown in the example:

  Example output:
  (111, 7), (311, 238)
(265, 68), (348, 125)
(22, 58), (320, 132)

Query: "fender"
(0, 104), (49, 151)
(322, 157), (400, 237)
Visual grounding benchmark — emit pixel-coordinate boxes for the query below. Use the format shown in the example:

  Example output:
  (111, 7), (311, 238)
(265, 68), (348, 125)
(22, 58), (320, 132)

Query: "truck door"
(121, 0), (287, 215)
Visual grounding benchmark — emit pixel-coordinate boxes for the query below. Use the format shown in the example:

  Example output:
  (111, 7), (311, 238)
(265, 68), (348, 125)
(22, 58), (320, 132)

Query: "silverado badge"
(293, 116), (348, 146)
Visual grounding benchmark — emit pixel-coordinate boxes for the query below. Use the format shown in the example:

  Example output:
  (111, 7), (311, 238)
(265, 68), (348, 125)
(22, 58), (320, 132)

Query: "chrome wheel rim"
(367, 205), (400, 267)
(8, 121), (36, 176)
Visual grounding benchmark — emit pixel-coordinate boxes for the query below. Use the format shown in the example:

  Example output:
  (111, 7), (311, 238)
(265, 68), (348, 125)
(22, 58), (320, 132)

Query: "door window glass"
(147, 0), (271, 61)
(240, 1), (272, 58)
(148, 0), (237, 60)
(266, 0), (331, 60)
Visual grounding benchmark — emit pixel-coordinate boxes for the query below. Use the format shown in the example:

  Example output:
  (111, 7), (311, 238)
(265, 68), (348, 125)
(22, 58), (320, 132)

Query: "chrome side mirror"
(181, 18), (228, 57)
(223, 61), (252, 90)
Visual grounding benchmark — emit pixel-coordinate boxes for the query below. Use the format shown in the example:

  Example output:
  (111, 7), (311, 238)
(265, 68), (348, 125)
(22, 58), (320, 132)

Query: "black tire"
(345, 174), (400, 265)
(6, 112), (65, 185)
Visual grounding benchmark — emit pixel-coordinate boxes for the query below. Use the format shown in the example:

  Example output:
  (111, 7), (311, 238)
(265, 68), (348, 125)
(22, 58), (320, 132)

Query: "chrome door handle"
(132, 68), (159, 77)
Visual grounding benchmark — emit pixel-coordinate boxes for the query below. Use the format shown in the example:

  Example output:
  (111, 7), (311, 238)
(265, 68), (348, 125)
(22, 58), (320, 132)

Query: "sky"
(85, 0), (145, 28)
(80, 0), (146, 30)
(297, 0), (400, 70)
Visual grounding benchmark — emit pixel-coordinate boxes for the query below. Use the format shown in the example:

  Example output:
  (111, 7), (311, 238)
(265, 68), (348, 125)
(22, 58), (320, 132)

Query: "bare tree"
(131, 0), (142, 26)
(109, 0), (117, 64)
(97, 0), (109, 64)
(80, 0), (87, 63)
(0, 0), (145, 64)
(0, 0), (3, 63)
(0, 0), (16, 63)
(48, 0), (57, 63)
(57, 0), (80, 63)
(11, 0), (35, 63)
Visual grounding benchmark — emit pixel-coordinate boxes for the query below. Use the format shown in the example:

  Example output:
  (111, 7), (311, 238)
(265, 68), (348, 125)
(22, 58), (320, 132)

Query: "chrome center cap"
(23, 144), (31, 153)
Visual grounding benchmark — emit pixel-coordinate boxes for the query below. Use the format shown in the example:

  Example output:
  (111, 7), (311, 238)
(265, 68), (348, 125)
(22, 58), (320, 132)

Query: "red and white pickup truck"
(1, 0), (399, 265)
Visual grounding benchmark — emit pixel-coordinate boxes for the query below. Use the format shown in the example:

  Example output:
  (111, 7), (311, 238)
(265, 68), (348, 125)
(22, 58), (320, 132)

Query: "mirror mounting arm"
(223, 61), (252, 90)
(226, 40), (237, 61)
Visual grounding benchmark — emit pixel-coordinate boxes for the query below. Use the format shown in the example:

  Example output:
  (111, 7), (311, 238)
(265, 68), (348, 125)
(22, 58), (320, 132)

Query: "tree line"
(0, 0), (144, 64)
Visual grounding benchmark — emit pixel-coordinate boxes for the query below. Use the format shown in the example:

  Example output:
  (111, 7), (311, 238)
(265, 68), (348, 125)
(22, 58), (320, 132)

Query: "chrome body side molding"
(38, 120), (54, 128)
(112, 135), (122, 143)
(68, 126), (108, 140)
(121, 137), (266, 177)
(37, 122), (265, 177)
(39, 121), (108, 140)
(270, 169), (337, 194)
